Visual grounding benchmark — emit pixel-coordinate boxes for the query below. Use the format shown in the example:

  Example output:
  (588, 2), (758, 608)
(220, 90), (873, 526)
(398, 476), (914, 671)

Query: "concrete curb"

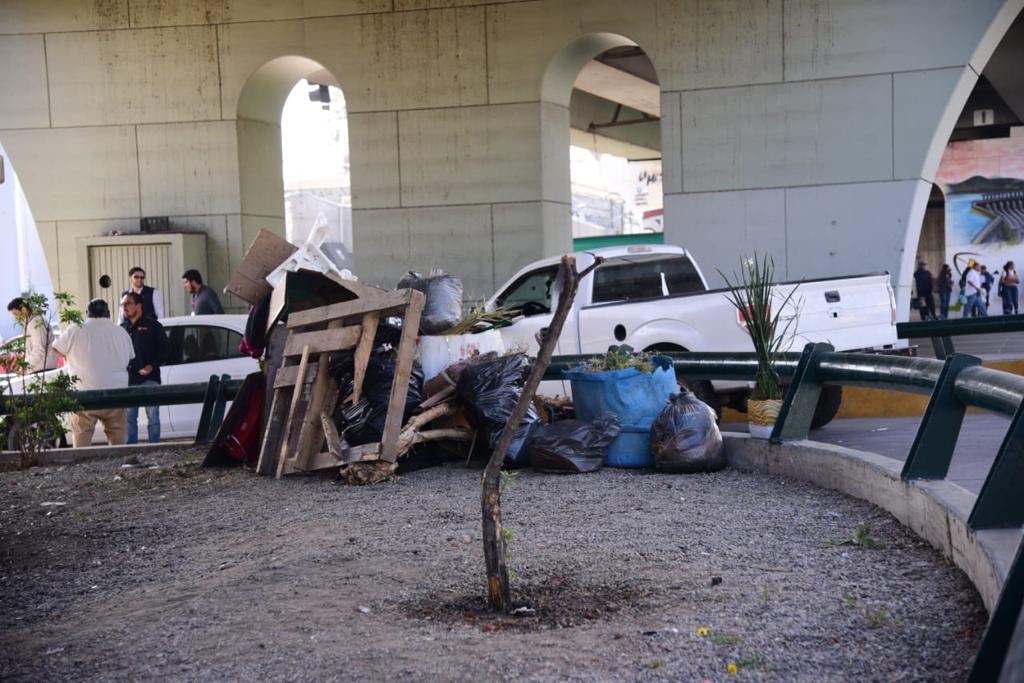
(0, 441), (200, 470)
(724, 432), (1019, 612)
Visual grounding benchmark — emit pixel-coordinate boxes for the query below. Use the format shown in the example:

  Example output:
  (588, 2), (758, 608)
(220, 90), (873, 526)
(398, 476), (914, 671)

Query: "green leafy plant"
(866, 607), (889, 629)
(3, 292), (81, 468)
(835, 524), (884, 550)
(718, 254), (800, 401)
(580, 344), (654, 374)
(708, 631), (740, 646)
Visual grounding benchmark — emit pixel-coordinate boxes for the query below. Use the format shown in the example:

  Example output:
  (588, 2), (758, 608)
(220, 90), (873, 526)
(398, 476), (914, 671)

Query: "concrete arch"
(895, 1), (1024, 317)
(234, 56), (345, 249)
(539, 32), (657, 257)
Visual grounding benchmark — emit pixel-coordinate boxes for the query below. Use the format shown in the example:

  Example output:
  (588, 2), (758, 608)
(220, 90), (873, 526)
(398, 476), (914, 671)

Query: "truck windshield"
(592, 254), (704, 304)
(494, 266), (559, 316)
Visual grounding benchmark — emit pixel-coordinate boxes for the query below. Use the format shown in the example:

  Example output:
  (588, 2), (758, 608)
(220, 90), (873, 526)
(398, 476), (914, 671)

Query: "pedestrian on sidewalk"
(182, 269), (224, 315)
(1001, 261), (1020, 315)
(52, 299), (135, 447)
(120, 291), (169, 444)
(963, 260), (988, 318)
(913, 260), (936, 320)
(937, 264), (954, 319)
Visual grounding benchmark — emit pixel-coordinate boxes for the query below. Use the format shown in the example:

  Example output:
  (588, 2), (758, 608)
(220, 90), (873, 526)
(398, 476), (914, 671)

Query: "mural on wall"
(935, 135), (1024, 280)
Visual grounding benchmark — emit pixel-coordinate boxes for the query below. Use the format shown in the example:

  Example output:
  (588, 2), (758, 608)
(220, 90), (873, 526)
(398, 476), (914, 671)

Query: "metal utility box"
(78, 233), (208, 319)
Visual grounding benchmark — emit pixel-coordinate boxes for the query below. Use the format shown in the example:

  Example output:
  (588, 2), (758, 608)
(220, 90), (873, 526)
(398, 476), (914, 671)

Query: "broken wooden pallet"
(255, 282), (424, 478)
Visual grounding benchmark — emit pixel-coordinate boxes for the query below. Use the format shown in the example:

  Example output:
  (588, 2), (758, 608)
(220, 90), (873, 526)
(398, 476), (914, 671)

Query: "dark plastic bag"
(650, 391), (725, 473)
(340, 351), (424, 446)
(398, 270), (463, 335)
(456, 353), (539, 467)
(528, 412), (620, 474)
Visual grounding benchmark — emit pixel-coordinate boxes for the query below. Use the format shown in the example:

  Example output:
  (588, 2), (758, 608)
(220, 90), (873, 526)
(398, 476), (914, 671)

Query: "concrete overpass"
(0, 0), (1022, 316)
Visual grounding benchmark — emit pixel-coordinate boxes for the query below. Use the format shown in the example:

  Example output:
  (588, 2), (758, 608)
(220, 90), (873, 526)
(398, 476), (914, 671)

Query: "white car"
(3, 314), (259, 443)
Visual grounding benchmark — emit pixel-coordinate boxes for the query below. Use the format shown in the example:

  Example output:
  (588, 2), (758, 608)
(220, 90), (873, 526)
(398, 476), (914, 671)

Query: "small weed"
(499, 470), (519, 495)
(842, 591), (858, 609)
(736, 654), (767, 670)
(866, 608), (889, 629)
(708, 631), (741, 646)
(639, 659), (665, 670)
(834, 524), (884, 549)
(762, 582), (770, 607)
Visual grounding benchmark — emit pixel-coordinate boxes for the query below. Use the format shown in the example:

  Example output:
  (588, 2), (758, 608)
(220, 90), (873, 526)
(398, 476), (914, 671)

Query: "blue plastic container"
(563, 366), (677, 425)
(605, 417), (655, 468)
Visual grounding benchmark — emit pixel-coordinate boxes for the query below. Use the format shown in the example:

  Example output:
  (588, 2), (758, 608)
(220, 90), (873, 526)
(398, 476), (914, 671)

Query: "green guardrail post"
(193, 375), (220, 445)
(969, 397), (1024, 529)
(770, 342), (834, 443)
(901, 353), (982, 480)
(932, 335), (955, 360)
(968, 541), (1024, 682)
(207, 374), (231, 441)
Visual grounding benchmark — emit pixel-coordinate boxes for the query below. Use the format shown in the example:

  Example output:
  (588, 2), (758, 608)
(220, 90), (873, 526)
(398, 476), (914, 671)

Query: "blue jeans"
(963, 294), (987, 318)
(127, 379), (160, 444)
(938, 290), (951, 319)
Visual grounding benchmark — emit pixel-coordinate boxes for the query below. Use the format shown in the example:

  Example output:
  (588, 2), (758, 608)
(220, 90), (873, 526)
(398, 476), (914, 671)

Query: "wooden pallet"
(255, 283), (425, 478)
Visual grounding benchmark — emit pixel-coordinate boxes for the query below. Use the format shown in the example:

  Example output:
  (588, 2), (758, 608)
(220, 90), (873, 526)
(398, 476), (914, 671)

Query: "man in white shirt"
(6, 297), (58, 373)
(53, 299), (136, 447)
(963, 260), (988, 318)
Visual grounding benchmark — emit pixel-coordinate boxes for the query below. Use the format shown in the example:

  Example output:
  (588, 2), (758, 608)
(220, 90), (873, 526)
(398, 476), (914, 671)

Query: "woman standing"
(937, 264), (954, 319)
(1000, 261), (1019, 315)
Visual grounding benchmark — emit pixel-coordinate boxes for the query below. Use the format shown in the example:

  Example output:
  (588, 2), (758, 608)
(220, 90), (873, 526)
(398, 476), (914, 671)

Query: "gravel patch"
(0, 448), (984, 681)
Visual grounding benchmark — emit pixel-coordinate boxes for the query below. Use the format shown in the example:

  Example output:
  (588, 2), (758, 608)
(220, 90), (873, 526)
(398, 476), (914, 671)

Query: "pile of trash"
(206, 230), (723, 484)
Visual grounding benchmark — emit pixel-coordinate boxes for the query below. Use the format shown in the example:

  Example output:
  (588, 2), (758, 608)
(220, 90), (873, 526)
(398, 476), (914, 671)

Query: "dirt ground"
(1, 447), (985, 681)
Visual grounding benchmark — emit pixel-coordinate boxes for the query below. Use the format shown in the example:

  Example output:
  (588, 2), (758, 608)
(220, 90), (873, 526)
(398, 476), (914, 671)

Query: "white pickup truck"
(485, 244), (900, 428)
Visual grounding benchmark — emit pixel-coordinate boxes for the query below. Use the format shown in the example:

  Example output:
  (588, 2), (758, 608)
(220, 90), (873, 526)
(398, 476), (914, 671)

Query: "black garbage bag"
(528, 412), (620, 474)
(456, 353), (539, 467)
(397, 270), (463, 335)
(650, 391), (725, 473)
(341, 351), (424, 446)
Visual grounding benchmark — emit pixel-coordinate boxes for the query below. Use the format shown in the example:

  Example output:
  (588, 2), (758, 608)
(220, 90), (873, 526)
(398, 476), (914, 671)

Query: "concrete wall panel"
(540, 101), (570, 205)
(0, 35), (50, 129)
(680, 75), (893, 192)
(660, 92), (682, 195)
(663, 189), (787, 287)
(0, 0), (128, 34)
(138, 122), (240, 217)
(130, 0), (390, 27)
(486, 1), (573, 105)
(35, 221), (58, 289)
(492, 201), (570, 289)
(217, 21), (308, 121)
(784, 0), (1006, 81)
(784, 179), (919, 286)
(397, 0), (530, 8)
(237, 119), (285, 219)
(894, 67), (977, 182)
(398, 103), (541, 206)
(352, 205), (495, 294)
(303, 8), (488, 113)
(649, 0), (782, 92)
(349, 112), (401, 209)
(0, 126), (139, 222)
(47, 27), (220, 127)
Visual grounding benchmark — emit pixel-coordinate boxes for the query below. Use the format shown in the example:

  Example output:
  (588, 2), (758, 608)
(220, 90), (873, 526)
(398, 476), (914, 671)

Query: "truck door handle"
(825, 290), (841, 303)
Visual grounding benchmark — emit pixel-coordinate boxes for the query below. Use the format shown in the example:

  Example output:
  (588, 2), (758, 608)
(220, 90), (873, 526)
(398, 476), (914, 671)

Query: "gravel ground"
(1, 447), (985, 681)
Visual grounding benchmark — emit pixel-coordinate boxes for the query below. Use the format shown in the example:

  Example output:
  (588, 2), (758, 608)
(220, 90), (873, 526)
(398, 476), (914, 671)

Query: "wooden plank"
(321, 409), (343, 460)
(254, 387), (288, 476)
(274, 361), (321, 389)
(280, 449), (343, 475)
(378, 290), (425, 463)
(351, 311), (380, 404)
(345, 442), (380, 464)
(283, 325), (361, 357)
(287, 289), (414, 329)
(275, 345), (310, 479)
(293, 321), (344, 470)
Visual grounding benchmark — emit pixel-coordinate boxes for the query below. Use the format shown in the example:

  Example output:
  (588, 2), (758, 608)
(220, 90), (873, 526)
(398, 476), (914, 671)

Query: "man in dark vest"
(120, 291), (169, 444)
(119, 266), (164, 324)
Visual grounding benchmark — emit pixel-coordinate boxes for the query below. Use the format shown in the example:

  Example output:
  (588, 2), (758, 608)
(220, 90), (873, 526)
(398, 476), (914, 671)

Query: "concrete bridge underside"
(0, 0), (1022, 315)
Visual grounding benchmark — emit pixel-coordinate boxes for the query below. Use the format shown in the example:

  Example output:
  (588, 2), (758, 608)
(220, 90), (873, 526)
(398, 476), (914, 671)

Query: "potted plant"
(719, 255), (800, 438)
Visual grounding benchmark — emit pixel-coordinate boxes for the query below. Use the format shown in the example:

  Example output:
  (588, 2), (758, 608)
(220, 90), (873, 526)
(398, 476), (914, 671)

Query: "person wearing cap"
(963, 260), (988, 318)
(913, 260), (935, 320)
(52, 299), (136, 447)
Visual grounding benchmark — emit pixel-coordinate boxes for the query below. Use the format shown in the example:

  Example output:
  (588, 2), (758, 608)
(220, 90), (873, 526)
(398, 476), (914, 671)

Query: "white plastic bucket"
(418, 329), (505, 382)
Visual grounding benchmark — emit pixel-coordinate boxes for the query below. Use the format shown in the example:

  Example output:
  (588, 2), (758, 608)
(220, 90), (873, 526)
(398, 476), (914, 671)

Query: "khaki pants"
(70, 409), (127, 448)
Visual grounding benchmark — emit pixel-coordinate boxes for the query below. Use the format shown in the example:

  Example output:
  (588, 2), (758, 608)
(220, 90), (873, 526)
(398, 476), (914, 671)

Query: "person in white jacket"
(6, 297), (57, 373)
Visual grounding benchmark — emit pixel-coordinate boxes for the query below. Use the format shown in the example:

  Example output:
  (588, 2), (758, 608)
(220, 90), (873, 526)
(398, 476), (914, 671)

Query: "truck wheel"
(811, 385), (843, 429)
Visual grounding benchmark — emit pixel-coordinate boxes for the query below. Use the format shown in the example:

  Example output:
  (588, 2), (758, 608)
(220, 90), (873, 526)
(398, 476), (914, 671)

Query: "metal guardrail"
(897, 313), (1024, 360)
(550, 345), (1024, 681)
(0, 374), (242, 444)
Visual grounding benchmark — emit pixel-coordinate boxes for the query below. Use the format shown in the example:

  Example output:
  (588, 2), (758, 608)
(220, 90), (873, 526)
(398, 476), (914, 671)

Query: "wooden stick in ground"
(480, 254), (601, 611)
